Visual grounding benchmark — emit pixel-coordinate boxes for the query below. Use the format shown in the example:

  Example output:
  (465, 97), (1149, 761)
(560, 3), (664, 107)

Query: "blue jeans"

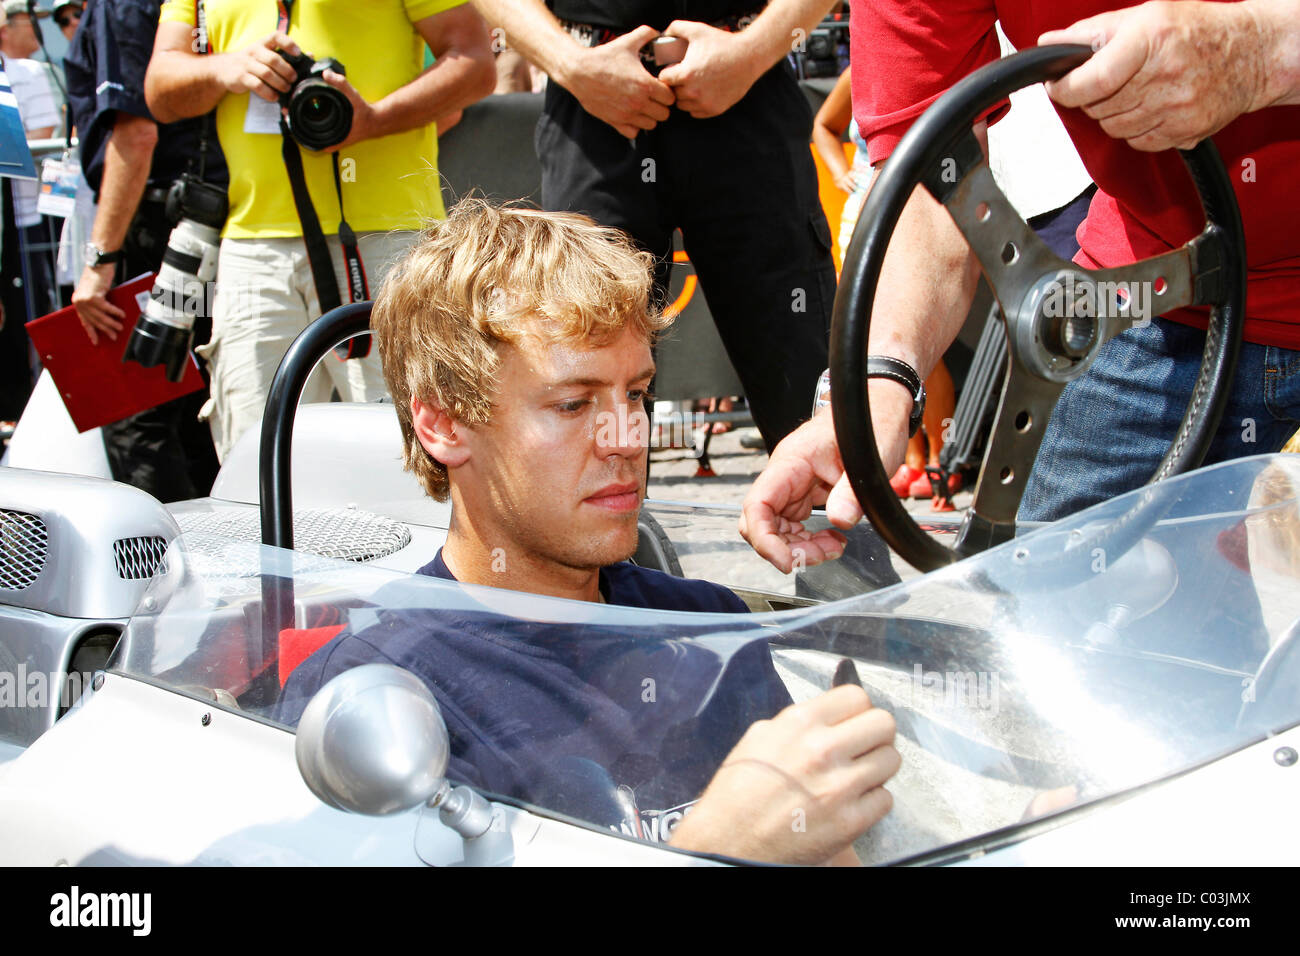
(1020, 316), (1300, 522)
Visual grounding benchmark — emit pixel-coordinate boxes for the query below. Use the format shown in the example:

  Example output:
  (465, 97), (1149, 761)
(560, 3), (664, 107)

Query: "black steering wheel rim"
(830, 44), (1247, 574)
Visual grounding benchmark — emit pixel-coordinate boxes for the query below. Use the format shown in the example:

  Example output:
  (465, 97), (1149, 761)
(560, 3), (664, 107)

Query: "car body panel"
(961, 724), (1300, 866)
(0, 673), (712, 866)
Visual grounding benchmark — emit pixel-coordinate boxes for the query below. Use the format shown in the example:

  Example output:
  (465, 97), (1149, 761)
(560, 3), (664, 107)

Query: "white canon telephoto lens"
(142, 221), (220, 332)
(123, 178), (226, 383)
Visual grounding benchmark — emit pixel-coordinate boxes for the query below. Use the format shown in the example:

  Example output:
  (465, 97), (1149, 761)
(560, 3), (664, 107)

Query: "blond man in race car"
(276, 199), (900, 865)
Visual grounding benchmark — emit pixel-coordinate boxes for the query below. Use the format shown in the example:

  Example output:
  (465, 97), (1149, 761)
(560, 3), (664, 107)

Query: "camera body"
(278, 49), (354, 151)
(121, 175), (229, 382)
(794, 15), (850, 78)
(165, 175), (228, 230)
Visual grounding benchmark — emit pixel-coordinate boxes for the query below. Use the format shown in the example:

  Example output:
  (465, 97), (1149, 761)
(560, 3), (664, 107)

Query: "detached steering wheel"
(830, 44), (1246, 574)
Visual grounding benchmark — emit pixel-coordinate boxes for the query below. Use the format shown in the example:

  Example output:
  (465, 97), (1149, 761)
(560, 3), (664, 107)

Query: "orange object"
(808, 142), (858, 272)
(26, 273), (205, 433)
(890, 464), (923, 497)
(931, 495), (956, 513)
(663, 249), (699, 318)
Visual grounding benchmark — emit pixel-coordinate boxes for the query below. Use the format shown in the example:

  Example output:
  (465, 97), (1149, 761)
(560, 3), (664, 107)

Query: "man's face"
(56, 7), (78, 42)
(453, 324), (654, 573)
(1, 13), (40, 58)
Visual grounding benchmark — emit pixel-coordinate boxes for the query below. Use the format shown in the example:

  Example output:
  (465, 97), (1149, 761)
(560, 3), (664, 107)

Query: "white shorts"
(198, 230), (416, 461)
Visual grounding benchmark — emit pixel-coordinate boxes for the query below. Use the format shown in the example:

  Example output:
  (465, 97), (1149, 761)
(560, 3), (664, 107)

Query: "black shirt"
(63, 0), (227, 197)
(548, 0), (765, 32)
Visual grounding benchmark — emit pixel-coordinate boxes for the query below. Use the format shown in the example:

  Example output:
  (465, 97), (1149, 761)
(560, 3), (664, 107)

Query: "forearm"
(731, 0), (838, 75)
(366, 45), (494, 139)
(812, 123), (850, 182)
(469, 0), (585, 88)
(867, 181), (981, 379)
(865, 121), (989, 379)
(92, 116), (158, 251)
(145, 49), (232, 123)
(1246, 0), (1300, 107)
(355, 7), (495, 141)
(668, 803), (765, 861)
(813, 71), (853, 180)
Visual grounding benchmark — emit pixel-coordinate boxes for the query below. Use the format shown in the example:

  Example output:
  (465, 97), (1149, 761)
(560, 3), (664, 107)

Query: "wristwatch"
(83, 241), (124, 268)
(813, 357), (927, 437)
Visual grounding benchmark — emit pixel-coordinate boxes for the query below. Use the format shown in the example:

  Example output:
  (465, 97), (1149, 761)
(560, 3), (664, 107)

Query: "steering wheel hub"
(1015, 269), (1105, 382)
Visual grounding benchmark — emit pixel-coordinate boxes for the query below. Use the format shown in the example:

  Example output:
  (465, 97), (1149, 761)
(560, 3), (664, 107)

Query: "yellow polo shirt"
(160, 0), (460, 238)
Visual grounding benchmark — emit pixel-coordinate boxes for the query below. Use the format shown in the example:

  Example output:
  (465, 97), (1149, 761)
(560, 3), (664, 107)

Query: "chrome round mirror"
(295, 663), (450, 815)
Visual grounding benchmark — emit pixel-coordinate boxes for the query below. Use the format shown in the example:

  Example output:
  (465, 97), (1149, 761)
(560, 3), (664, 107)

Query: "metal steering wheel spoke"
(1086, 248), (1197, 340)
(961, 362), (1065, 540)
(931, 153), (1074, 313)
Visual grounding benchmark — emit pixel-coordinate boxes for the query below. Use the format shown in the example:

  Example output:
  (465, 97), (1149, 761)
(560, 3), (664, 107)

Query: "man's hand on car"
(72, 263), (126, 346)
(1039, 0), (1293, 151)
(739, 410), (852, 574)
(657, 20), (762, 118)
(215, 31), (303, 102)
(670, 685), (900, 865)
(563, 25), (675, 138)
(740, 380), (913, 572)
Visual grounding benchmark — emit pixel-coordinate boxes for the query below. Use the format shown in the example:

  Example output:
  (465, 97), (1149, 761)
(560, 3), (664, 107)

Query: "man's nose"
(595, 402), (650, 456)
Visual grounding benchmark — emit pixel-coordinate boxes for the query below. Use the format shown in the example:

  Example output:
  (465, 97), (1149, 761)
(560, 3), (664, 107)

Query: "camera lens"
(287, 77), (353, 151)
(124, 219), (221, 382)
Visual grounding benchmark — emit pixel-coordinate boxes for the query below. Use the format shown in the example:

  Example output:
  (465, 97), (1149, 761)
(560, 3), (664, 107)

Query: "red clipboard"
(26, 273), (205, 433)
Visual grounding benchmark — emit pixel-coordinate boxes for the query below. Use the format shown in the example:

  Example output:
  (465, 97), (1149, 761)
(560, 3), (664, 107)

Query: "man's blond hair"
(372, 198), (673, 501)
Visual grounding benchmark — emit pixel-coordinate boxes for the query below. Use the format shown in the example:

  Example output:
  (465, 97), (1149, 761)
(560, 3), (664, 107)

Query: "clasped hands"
(567, 20), (762, 139)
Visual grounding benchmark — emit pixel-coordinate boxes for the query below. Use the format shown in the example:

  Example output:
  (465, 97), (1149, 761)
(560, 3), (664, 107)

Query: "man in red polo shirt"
(742, 0), (1300, 572)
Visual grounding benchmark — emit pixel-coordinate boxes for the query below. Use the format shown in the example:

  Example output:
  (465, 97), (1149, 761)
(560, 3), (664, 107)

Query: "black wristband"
(90, 249), (124, 267)
(866, 355), (926, 438)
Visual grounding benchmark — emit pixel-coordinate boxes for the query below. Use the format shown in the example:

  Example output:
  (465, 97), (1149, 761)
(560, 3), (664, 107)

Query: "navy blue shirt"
(63, 0), (227, 196)
(276, 553), (791, 843)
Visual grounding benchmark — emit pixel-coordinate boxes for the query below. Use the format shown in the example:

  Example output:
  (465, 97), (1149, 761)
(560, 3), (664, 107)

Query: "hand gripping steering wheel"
(830, 44), (1246, 574)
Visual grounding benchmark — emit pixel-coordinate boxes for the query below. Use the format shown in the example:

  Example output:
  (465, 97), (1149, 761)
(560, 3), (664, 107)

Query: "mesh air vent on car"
(0, 509), (48, 590)
(176, 508), (412, 564)
(113, 535), (170, 580)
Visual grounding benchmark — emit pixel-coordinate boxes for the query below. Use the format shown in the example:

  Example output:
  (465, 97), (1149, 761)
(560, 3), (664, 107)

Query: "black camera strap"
(279, 120), (338, 313)
(275, 0), (369, 359)
(332, 156), (369, 304)
(192, 0), (214, 185)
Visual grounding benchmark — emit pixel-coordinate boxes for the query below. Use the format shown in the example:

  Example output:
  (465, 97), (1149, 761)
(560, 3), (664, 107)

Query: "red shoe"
(907, 473), (933, 499)
(890, 464), (923, 497)
(910, 467), (964, 500)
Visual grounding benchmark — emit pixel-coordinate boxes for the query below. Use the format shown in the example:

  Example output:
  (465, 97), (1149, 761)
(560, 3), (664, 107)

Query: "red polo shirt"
(852, 0), (1300, 349)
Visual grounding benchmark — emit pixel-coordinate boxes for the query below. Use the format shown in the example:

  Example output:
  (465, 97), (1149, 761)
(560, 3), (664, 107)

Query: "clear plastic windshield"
(114, 454), (1300, 864)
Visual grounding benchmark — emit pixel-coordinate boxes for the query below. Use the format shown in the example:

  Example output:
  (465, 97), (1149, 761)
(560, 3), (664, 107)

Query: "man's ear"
(411, 396), (471, 469)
